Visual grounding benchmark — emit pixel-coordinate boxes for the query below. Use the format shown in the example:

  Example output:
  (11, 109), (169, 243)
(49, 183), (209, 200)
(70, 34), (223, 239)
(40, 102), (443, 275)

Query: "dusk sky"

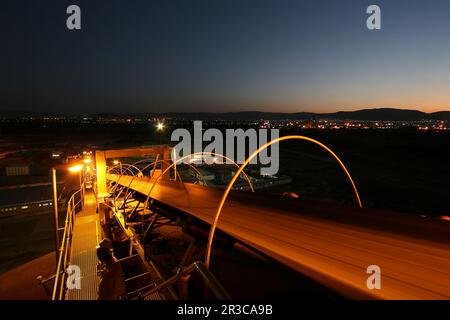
(2, 0), (450, 114)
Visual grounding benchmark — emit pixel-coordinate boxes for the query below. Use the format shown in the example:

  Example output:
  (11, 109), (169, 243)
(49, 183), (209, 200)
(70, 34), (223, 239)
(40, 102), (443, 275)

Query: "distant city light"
(156, 122), (165, 131)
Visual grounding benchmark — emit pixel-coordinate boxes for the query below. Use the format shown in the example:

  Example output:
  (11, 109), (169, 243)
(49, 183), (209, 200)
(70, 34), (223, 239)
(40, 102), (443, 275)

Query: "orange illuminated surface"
(108, 174), (450, 299)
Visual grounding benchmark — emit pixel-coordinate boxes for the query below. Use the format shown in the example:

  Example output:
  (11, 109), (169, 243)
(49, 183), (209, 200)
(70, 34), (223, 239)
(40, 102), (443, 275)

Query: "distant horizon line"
(1, 107), (449, 123)
(1, 107), (449, 116)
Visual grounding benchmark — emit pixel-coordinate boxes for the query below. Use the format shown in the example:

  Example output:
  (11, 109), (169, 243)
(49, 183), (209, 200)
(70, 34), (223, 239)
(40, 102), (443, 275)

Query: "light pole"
(69, 164), (84, 188)
(51, 168), (59, 265)
(52, 164), (85, 265)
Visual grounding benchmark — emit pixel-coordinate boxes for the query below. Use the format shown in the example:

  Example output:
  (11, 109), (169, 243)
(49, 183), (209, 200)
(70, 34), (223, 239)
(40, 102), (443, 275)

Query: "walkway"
(66, 190), (100, 300)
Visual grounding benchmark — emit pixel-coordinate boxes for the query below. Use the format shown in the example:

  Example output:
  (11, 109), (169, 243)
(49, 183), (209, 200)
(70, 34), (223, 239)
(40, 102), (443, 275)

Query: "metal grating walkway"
(66, 191), (100, 300)
(144, 291), (164, 300)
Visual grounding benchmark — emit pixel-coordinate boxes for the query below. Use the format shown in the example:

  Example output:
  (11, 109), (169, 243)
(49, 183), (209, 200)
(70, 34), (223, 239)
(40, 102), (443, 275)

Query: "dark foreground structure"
(2, 146), (450, 300)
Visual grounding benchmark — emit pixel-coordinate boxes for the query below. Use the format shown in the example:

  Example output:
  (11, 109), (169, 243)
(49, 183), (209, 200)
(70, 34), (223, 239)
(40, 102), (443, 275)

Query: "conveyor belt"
(108, 174), (450, 300)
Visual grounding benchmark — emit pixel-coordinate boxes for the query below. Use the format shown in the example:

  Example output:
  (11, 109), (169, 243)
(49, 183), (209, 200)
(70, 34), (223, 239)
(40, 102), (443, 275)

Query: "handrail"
(51, 184), (85, 300)
(133, 261), (231, 300)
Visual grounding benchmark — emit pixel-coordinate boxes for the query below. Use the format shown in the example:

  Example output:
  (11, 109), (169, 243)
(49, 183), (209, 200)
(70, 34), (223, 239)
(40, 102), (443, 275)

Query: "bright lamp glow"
(156, 122), (164, 131)
(69, 164), (84, 173)
(113, 160), (120, 165)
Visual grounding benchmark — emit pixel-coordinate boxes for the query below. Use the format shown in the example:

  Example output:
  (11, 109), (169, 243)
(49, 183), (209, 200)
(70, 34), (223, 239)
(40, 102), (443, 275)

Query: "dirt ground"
(0, 210), (60, 274)
(0, 252), (55, 300)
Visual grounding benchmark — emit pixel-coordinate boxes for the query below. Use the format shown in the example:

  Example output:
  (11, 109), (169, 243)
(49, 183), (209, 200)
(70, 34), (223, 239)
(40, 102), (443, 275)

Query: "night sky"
(1, 0), (450, 114)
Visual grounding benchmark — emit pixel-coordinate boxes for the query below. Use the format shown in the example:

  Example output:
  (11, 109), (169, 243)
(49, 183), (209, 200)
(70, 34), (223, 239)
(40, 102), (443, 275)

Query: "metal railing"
(130, 261), (231, 300)
(51, 185), (85, 300)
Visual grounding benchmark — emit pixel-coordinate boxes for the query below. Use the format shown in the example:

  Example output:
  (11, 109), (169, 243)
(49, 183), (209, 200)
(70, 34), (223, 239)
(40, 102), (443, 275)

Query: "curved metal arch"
(106, 159), (183, 217)
(120, 158), (201, 205)
(129, 154), (249, 188)
(141, 151), (256, 216)
(144, 151), (254, 196)
(178, 151), (255, 191)
(107, 164), (137, 194)
(139, 151), (255, 239)
(119, 159), (186, 217)
(107, 163), (143, 177)
(120, 159), (185, 247)
(204, 135), (363, 269)
(115, 157), (213, 216)
(130, 158), (160, 176)
(107, 164), (143, 209)
(132, 158), (207, 185)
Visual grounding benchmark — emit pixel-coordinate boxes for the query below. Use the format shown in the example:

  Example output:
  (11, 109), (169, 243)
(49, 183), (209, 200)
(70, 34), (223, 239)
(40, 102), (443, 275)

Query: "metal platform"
(66, 191), (100, 300)
(143, 291), (163, 300)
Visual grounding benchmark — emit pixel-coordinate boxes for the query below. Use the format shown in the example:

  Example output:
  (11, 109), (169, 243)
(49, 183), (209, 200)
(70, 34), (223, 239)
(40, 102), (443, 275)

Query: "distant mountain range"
(159, 108), (450, 121)
(1, 108), (449, 121)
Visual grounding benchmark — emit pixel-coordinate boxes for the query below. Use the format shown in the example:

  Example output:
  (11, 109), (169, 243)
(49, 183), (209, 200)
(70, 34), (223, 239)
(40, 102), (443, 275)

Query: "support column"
(95, 151), (109, 202)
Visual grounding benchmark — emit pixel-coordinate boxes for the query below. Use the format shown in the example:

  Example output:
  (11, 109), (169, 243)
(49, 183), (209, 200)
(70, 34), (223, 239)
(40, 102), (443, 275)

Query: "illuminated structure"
(38, 140), (450, 300)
